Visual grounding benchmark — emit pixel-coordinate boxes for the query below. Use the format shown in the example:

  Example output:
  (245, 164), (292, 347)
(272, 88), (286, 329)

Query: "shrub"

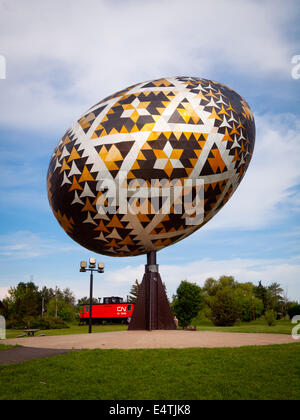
(5, 315), (68, 330)
(288, 304), (300, 320)
(210, 289), (241, 326)
(5, 318), (25, 330)
(29, 316), (68, 330)
(264, 310), (277, 326)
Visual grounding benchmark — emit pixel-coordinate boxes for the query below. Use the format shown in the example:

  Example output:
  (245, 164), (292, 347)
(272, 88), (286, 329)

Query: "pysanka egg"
(47, 76), (255, 257)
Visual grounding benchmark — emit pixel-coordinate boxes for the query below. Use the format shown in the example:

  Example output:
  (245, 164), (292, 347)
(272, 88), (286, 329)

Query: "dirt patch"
(1, 330), (296, 352)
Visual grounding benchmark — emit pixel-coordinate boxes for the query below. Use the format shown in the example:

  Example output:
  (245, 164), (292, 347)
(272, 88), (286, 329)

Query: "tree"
(288, 304), (300, 319)
(47, 298), (76, 322)
(173, 281), (202, 328)
(254, 281), (268, 314)
(202, 276), (297, 324)
(267, 282), (284, 315)
(2, 282), (80, 328)
(39, 286), (56, 317)
(203, 276), (237, 296)
(128, 279), (140, 303)
(239, 295), (264, 322)
(5, 282), (40, 324)
(234, 282), (263, 322)
(0, 300), (7, 319)
(61, 288), (76, 306)
(128, 279), (168, 303)
(77, 297), (99, 306)
(254, 281), (285, 316)
(202, 276), (265, 324)
(202, 277), (218, 296)
(218, 275), (237, 289)
(210, 288), (241, 326)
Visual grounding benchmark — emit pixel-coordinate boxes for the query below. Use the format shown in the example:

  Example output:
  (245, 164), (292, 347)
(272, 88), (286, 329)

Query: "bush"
(5, 316), (68, 330)
(30, 316), (68, 330)
(5, 318), (25, 330)
(288, 304), (300, 320)
(211, 289), (241, 326)
(264, 310), (277, 326)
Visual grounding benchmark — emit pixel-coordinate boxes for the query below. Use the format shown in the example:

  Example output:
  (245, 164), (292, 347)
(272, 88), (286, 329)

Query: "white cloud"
(1, 256), (299, 303)
(201, 113), (300, 230)
(0, 231), (76, 259)
(0, 0), (297, 130)
(0, 0), (299, 306)
(0, 287), (9, 300)
(99, 256), (300, 302)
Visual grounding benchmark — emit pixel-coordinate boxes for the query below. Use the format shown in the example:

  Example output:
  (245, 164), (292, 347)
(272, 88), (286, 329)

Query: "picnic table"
(23, 329), (40, 337)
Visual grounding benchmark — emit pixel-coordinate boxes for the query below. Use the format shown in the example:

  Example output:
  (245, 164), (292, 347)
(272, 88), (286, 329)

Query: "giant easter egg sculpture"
(47, 77), (255, 257)
(47, 76), (255, 330)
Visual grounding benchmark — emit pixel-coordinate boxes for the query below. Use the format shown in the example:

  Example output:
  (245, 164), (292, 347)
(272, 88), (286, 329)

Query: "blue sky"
(0, 0), (300, 302)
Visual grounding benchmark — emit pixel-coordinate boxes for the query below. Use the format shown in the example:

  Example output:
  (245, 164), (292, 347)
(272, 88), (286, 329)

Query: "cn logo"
(117, 306), (126, 313)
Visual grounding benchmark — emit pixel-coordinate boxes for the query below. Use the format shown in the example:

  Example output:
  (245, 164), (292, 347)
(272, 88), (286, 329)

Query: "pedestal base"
(128, 252), (176, 331)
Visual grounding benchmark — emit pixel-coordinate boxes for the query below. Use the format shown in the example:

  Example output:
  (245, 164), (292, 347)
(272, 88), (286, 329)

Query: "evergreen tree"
(77, 297), (99, 306)
(128, 279), (140, 303)
(128, 279), (168, 303)
(254, 281), (268, 314)
(267, 282), (284, 314)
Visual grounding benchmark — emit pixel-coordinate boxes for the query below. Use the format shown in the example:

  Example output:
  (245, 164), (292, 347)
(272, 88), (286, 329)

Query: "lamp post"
(80, 258), (104, 334)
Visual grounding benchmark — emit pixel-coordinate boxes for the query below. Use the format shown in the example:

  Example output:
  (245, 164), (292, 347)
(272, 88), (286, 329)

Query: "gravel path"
(1, 330), (296, 352)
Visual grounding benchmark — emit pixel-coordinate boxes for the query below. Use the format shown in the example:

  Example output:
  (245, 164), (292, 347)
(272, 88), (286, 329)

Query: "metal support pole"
(128, 250), (176, 330)
(147, 250), (157, 266)
(146, 251), (157, 330)
(148, 268), (152, 331)
(89, 270), (94, 334)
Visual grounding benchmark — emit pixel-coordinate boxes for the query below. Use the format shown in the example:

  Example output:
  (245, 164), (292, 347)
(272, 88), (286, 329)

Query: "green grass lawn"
(0, 344), (17, 351)
(4, 324), (128, 339)
(2, 319), (294, 339)
(0, 343), (299, 400)
(194, 319), (293, 335)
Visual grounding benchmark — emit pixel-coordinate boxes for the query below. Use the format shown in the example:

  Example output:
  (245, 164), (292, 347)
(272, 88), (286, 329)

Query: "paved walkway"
(1, 330), (296, 352)
(0, 347), (70, 365)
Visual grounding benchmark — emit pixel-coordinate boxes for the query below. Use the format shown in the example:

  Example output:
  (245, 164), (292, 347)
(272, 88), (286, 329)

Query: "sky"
(0, 0), (299, 302)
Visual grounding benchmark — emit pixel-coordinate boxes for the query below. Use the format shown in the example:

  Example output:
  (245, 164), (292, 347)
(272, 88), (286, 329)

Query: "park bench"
(23, 329), (40, 337)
